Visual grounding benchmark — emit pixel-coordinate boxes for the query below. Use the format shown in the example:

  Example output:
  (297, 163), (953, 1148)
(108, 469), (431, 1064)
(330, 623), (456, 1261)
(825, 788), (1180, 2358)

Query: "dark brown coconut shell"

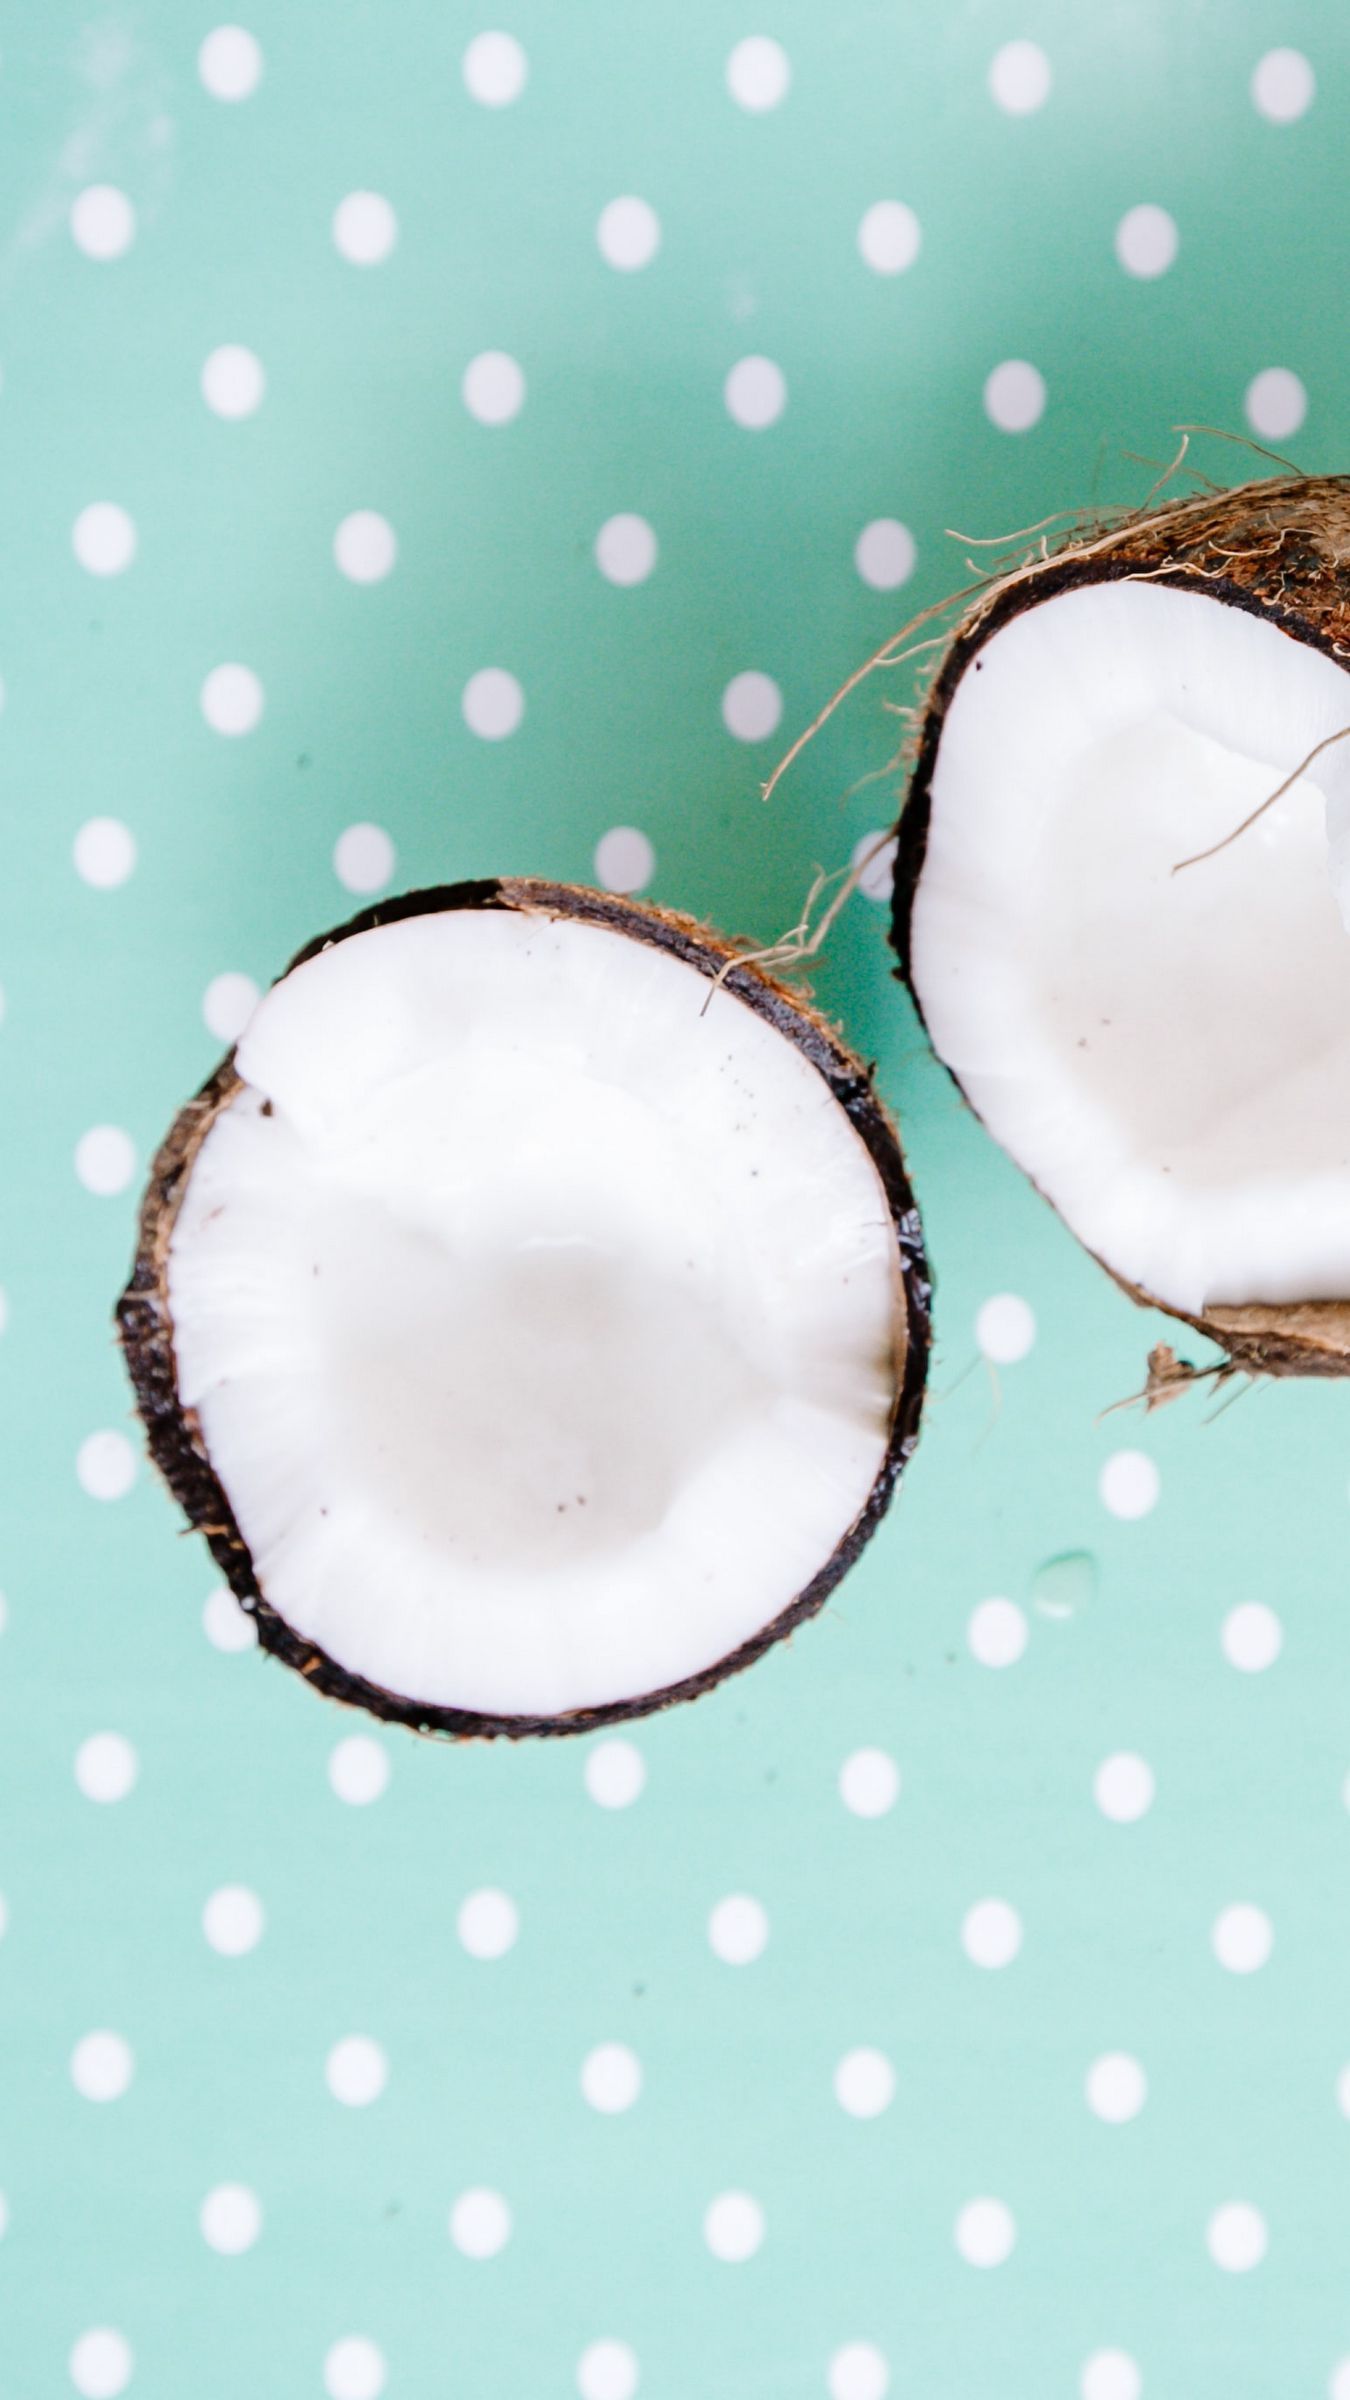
(891, 471), (1350, 1379)
(118, 877), (931, 1737)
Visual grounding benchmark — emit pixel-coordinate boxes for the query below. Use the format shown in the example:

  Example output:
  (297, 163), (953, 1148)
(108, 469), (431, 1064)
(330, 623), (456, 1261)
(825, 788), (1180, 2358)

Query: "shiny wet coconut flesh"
(119, 879), (929, 1736)
(893, 472), (1350, 1378)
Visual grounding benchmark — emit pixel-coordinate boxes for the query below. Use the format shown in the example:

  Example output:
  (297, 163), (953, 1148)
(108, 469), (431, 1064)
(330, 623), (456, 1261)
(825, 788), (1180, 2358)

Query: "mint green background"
(3, 5), (1350, 2396)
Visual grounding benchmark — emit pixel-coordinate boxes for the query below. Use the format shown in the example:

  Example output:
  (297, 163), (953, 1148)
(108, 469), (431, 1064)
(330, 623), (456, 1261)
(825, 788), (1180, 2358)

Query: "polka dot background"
(2, 6), (1349, 2395)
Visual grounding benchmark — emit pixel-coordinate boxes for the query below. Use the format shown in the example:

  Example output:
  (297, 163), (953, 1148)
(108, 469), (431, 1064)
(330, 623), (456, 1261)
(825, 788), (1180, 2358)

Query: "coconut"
(891, 470), (1350, 1379)
(118, 878), (930, 1736)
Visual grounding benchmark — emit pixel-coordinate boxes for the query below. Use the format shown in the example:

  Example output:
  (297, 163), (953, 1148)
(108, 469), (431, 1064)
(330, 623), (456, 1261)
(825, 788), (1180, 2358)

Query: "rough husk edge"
(118, 876), (932, 1736)
(890, 470), (1350, 1380)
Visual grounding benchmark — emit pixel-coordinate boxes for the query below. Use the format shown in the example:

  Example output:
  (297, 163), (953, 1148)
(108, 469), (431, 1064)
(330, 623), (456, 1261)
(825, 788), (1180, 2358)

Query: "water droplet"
(1030, 1550), (1098, 1620)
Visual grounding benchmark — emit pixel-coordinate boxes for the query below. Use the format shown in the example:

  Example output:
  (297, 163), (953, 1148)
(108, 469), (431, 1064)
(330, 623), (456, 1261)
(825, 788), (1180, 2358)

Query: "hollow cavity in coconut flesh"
(119, 880), (929, 1736)
(892, 471), (1350, 1381)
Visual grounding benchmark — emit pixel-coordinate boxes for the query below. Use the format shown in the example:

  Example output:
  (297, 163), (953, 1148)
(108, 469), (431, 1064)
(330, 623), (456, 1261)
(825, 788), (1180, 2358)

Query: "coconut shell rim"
(118, 874), (933, 1737)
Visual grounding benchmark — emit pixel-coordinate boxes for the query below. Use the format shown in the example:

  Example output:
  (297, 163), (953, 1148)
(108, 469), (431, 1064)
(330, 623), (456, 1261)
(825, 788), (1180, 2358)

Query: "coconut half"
(892, 472), (1350, 1377)
(119, 880), (929, 1735)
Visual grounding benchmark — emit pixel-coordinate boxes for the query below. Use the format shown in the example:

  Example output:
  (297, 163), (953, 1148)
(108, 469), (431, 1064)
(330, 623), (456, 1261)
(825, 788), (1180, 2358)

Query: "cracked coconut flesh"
(911, 578), (1350, 1315)
(167, 909), (906, 1716)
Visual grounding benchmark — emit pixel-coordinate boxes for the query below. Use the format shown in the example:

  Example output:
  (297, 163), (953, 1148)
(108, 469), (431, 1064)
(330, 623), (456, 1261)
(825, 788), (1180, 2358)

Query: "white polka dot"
(323, 2336), (386, 2400)
(1114, 203), (1178, 278)
(1245, 367), (1306, 441)
(975, 1293), (1036, 1364)
(334, 823), (395, 894)
(597, 196), (661, 272)
(1335, 2062), (1350, 2117)
(74, 817), (136, 887)
(703, 2190), (764, 2262)
(75, 1126), (136, 1196)
(462, 667), (524, 740)
(833, 2047), (895, 2119)
(724, 355), (787, 429)
(1086, 2052), (1147, 2124)
(77, 1431), (137, 1502)
(857, 201), (921, 276)
(201, 344), (265, 418)
(1099, 1450), (1159, 1519)
(1080, 2354), (1141, 2400)
(326, 2037), (387, 2106)
(1332, 2363), (1350, 2400)
(828, 2342), (891, 2400)
(203, 1586), (258, 1651)
(72, 503), (137, 576)
(198, 26), (262, 100)
(839, 1748), (899, 1818)
(1094, 1752), (1155, 1822)
(200, 2182), (261, 2253)
(721, 671), (782, 742)
(462, 350), (525, 424)
(1221, 1601), (1282, 1672)
(1212, 1903), (1272, 1974)
(988, 39), (1052, 113)
(854, 519), (915, 591)
(961, 1898), (1022, 1968)
(725, 355), (787, 432)
(726, 35), (790, 111)
(70, 186), (136, 260)
(328, 1736), (389, 1805)
(708, 1893), (769, 1965)
(332, 191), (397, 266)
(449, 2186), (512, 2258)
(69, 2329), (133, 2399)
(595, 514), (658, 586)
(462, 30), (527, 106)
(1207, 2201), (1267, 2271)
(71, 2031), (133, 2102)
(594, 827), (655, 894)
(851, 831), (897, 902)
(75, 1732), (138, 1804)
(202, 1884), (264, 1956)
(954, 2196), (1016, 2267)
(202, 972), (260, 1044)
(1252, 47), (1315, 122)
(585, 1738), (646, 1807)
(200, 662), (263, 736)
(334, 510), (397, 584)
(576, 2340), (639, 2400)
(581, 2042), (642, 2113)
(967, 1595), (1028, 1667)
(984, 359), (1046, 432)
(457, 1888), (519, 1959)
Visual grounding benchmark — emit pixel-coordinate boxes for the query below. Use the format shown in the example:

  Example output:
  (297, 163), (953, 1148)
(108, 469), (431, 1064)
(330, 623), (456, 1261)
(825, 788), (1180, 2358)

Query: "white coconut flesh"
(911, 578), (1350, 1315)
(167, 907), (906, 1717)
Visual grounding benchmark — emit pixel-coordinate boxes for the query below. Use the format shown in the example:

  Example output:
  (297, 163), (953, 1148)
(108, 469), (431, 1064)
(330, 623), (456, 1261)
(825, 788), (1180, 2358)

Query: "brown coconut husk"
(117, 877), (931, 1737)
(889, 469), (1350, 1379)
